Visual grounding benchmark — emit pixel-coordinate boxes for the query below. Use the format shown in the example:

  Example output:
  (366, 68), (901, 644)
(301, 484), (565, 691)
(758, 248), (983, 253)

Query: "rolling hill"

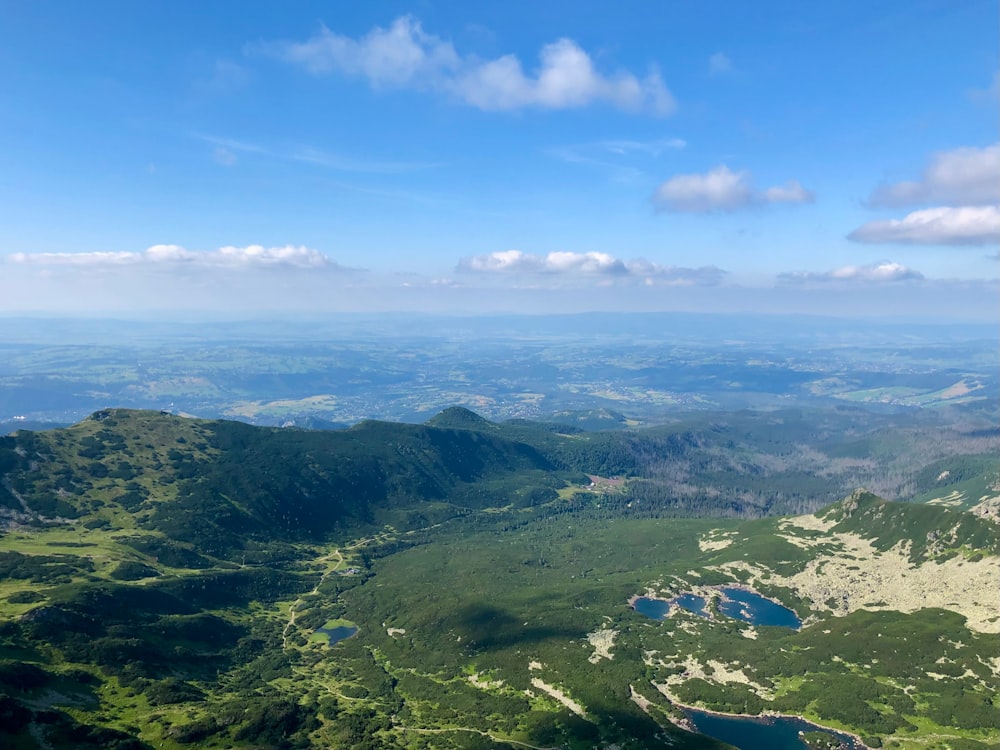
(0, 408), (575, 560)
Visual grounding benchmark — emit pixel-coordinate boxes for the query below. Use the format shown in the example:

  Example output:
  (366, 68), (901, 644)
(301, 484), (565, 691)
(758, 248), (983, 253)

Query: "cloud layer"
(458, 250), (725, 285)
(652, 166), (814, 212)
(780, 261), (924, 284)
(257, 16), (674, 114)
(8, 244), (335, 269)
(848, 206), (1000, 246)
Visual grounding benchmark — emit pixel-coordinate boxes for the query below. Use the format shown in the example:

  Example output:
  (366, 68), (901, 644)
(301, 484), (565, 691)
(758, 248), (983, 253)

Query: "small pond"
(685, 708), (863, 750)
(314, 625), (358, 645)
(717, 587), (801, 629)
(633, 596), (670, 620)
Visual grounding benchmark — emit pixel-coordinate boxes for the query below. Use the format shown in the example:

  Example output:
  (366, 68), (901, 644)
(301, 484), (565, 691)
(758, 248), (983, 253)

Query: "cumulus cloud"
(255, 16), (674, 114)
(457, 250), (725, 286)
(7, 244), (339, 270)
(260, 15), (458, 83)
(848, 206), (1000, 246)
(461, 249), (625, 274)
(652, 166), (814, 212)
(779, 261), (924, 284)
(763, 181), (814, 203)
(867, 143), (1000, 208)
(454, 38), (673, 113)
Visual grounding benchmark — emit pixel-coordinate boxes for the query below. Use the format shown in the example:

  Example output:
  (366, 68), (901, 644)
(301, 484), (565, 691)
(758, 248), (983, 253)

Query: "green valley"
(0, 409), (997, 749)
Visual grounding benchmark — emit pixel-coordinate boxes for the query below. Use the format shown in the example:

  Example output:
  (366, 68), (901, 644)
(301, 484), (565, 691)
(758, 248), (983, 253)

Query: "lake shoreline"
(658, 689), (870, 749)
(630, 583), (802, 628)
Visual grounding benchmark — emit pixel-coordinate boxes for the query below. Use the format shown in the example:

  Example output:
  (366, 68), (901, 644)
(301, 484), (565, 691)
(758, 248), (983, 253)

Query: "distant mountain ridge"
(5, 407), (997, 559)
(0, 408), (572, 559)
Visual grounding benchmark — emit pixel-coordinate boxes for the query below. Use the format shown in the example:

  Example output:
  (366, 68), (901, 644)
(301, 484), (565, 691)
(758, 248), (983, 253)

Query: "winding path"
(282, 547), (345, 651)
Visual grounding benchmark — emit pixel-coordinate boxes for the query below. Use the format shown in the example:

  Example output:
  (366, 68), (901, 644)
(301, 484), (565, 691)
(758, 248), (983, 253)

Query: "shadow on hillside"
(449, 603), (587, 652)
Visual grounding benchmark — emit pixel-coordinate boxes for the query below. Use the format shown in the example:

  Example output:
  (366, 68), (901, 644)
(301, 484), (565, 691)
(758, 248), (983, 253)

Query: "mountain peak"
(425, 406), (496, 431)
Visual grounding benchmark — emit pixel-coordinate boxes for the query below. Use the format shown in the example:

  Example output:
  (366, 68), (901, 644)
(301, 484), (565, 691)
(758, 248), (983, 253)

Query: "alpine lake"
(310, 620), (359, 646)
(684, 708), (864, 750)
(633, 587), (848, 750)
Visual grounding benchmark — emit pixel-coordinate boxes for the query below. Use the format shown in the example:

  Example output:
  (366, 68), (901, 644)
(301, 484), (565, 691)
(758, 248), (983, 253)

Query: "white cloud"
(8, 251), (142, 266)
(213, 245), (332, 267)
(256, 16), (674, 115)
(867, 143), (1000, 207)
(454, 39), (673, 114)
(763, 180), (813, 203)
(652, 165), (814, 212)
(7, 244), (338, 270)
(655, 166), (751, 212)
(266, 16), (459, 84)
(780, 261), (924, 284)
(708, 52), (732, 75)
(543, 250), (628, 274)
(457, 250), (725, 286)
(848, 206), (1000, 246)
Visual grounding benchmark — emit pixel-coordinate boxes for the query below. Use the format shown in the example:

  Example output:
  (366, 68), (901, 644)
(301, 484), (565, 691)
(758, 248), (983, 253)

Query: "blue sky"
(0, 0), (997, 319)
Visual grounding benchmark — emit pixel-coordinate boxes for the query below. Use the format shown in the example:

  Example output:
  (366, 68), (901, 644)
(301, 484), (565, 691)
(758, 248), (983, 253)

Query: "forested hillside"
(0, 409), (997, 749)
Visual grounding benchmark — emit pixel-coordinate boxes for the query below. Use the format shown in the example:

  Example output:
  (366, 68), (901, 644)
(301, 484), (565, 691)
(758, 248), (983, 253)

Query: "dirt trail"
(282, 548), (345, 651)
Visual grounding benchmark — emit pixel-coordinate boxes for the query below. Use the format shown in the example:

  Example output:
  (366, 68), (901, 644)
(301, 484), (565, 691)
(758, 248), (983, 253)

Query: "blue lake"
(674, 593), (709, 617)
(315, 625), (358, 645)
(717, 587), (802, 629)
(633, 597), (670, 620)
(633, 594), (708, 620)
(685, 708), (863, 750)
(633, 588), (799, 628)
